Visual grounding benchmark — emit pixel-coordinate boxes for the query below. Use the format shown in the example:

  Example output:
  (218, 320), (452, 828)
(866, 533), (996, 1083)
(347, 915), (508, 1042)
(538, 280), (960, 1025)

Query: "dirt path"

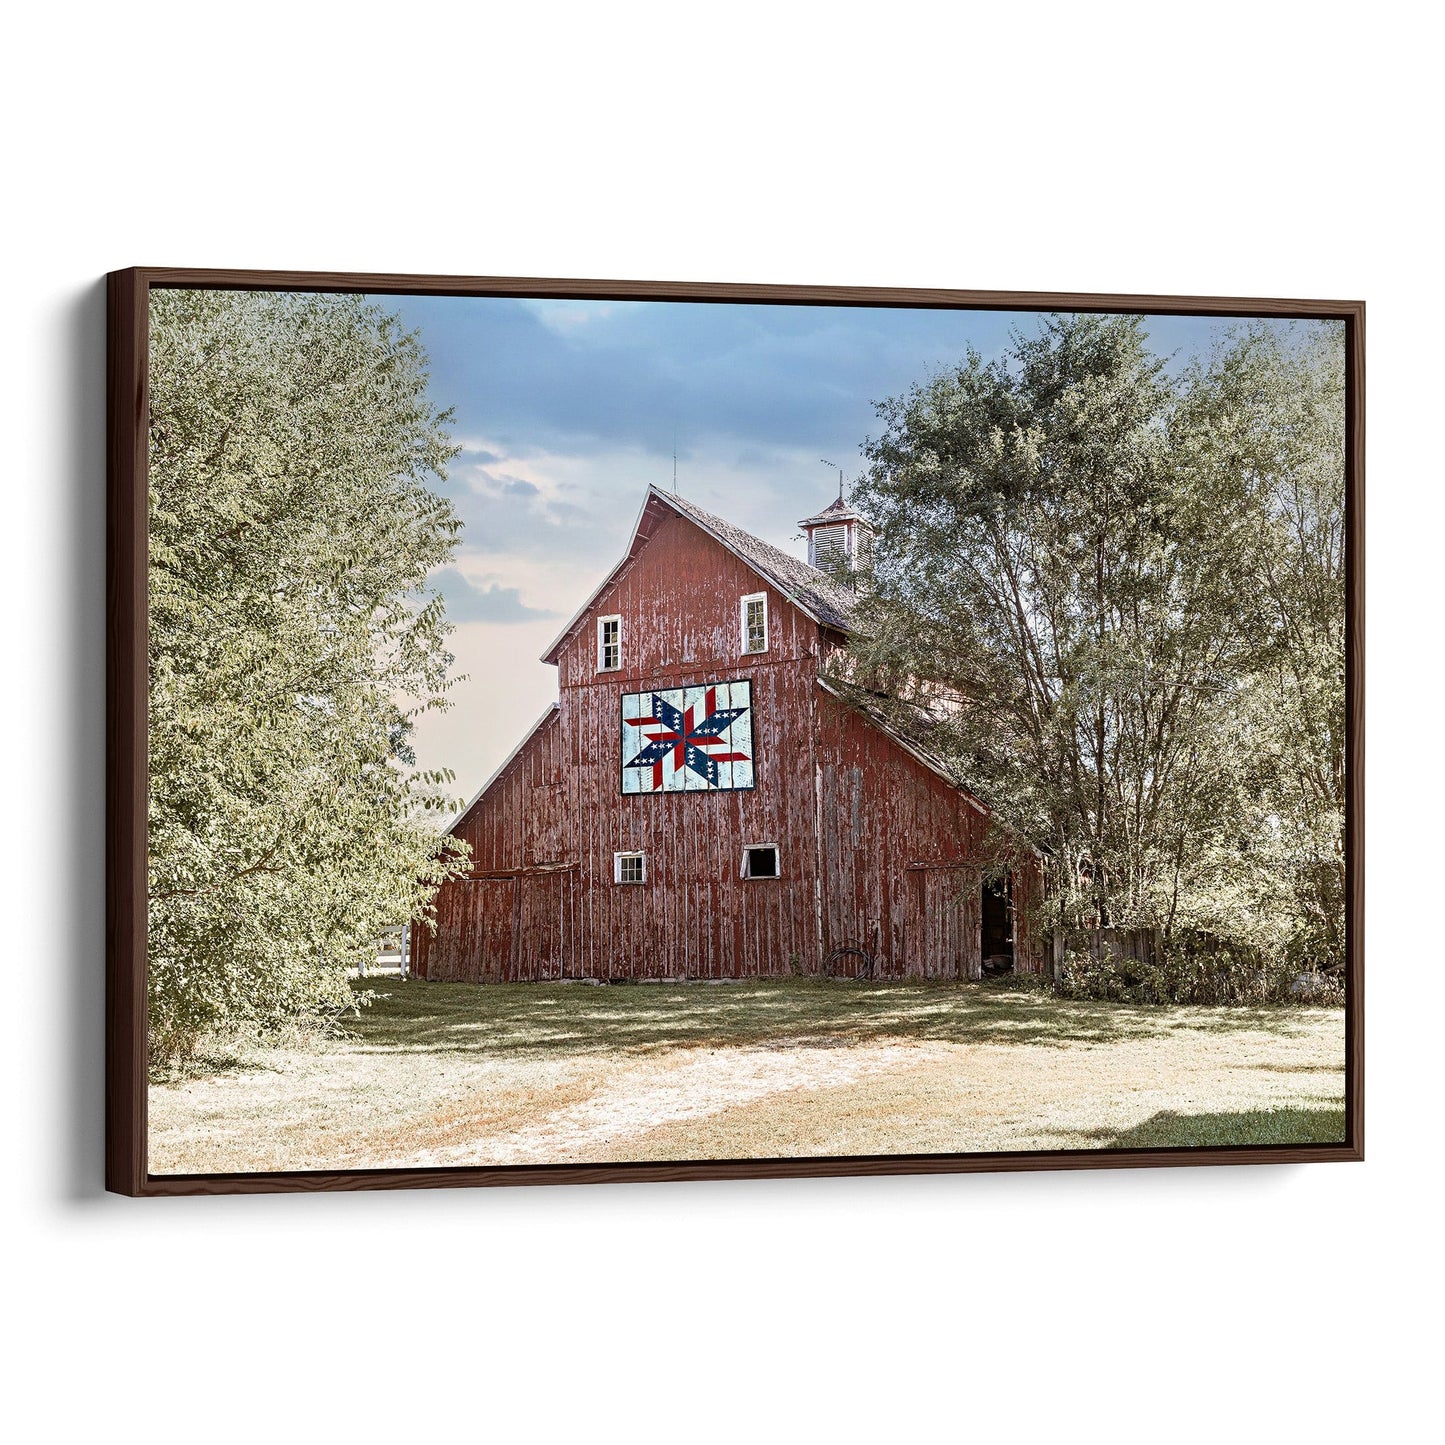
(375, 1040), (941, 1168)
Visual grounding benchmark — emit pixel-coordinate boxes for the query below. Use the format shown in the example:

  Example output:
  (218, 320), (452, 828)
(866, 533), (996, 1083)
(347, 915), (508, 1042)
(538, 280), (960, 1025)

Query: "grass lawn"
(147, 978), (1346, 1174)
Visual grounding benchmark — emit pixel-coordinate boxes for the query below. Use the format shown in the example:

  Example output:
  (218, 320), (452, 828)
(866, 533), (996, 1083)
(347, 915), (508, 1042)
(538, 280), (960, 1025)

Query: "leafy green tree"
(839, 314), (1344, 963)
(1172, 322), (1346, 965)
(147, 289), (470, 1061)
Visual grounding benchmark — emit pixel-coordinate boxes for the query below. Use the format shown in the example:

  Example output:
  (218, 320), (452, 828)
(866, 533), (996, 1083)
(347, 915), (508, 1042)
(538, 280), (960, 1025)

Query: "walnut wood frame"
(107, 268), (1365, 1196)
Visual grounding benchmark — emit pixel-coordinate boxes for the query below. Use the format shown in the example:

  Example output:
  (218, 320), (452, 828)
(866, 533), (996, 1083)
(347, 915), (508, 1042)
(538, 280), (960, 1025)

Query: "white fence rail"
(356, 923), (412, 979)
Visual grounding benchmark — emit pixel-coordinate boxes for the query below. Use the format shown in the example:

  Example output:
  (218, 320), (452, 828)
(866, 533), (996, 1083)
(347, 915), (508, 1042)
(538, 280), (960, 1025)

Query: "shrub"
(1053, 929), (1344, 1007)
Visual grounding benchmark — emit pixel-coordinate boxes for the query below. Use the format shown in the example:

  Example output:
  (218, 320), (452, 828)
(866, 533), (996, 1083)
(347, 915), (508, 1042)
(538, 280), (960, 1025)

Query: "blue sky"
(388, 295), (1295, 796)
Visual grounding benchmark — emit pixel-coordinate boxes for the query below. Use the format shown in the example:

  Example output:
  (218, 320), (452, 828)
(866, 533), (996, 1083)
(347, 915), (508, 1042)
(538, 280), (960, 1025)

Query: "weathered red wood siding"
(813, 686), (992, 978)
(412, 709), (567, 981)
(420, 515), (824, 980)
(552, 513), (822, 977)
(418, 504), (1045, 982)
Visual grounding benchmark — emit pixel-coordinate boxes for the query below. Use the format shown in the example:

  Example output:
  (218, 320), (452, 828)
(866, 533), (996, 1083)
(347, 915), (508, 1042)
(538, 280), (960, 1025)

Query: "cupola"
(799, 490), (873, 572)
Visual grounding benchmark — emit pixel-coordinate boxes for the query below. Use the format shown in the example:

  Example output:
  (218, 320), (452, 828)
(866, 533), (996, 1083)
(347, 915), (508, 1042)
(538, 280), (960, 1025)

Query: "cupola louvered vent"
(810, 523), (848, 569)
(799, 492), (873, 576)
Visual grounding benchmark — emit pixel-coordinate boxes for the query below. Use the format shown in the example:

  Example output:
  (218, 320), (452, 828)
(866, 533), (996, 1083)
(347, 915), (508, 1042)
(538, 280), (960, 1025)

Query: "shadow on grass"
(1232, 1062), (1342, 1075)
(1066, 1103), (1346, 1150)
(1161, 1012), (1344, 1038)
(343, 977), (1330, 1062)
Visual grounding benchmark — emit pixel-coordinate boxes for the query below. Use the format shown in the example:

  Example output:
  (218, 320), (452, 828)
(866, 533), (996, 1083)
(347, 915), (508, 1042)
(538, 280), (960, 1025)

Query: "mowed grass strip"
(147, 979), (1346, 1174)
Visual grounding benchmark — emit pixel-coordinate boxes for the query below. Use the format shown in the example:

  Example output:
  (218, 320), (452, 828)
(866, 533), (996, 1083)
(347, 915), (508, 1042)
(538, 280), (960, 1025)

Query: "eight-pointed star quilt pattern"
(620, 681), (755, 793)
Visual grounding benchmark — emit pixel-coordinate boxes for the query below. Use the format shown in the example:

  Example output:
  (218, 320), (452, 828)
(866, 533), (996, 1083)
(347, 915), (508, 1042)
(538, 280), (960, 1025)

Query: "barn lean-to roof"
(448, 702), (559, 834)
(815, 677), (988, 817)
(540, 485), (860, 664)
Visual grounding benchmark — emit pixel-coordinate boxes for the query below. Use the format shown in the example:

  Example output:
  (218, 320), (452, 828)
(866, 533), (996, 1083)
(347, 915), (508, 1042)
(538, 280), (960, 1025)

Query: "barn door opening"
(472, 877), (517, 983)
(981, 877), (1014, 975)
(520, 871), (566, 981)
(906, 867), (981, 980)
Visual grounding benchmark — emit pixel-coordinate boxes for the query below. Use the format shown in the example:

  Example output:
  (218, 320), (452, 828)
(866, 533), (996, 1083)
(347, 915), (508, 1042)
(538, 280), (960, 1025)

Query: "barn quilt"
(620, 681), (755, 793)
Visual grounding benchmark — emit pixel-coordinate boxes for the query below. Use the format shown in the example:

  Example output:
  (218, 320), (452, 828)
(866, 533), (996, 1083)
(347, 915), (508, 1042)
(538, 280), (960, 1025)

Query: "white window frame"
(740, 592), (769, 655)
(740, 842), (781, 880)
(613, 850), (646, 884)
(597, 614), (622, 673)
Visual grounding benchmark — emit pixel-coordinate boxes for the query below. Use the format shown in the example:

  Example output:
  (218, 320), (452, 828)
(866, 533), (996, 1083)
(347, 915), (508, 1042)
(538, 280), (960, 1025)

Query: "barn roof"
(540, 485), (860, 664)
(664, 490), (861, 631)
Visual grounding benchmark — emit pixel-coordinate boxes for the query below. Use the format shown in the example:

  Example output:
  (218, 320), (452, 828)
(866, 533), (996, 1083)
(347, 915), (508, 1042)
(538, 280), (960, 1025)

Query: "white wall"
(4, 4), (1435, 1440)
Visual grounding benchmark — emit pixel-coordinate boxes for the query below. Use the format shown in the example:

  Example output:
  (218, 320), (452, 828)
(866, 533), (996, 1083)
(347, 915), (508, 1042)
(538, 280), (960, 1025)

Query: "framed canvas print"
(106, 270), (1363, 1195)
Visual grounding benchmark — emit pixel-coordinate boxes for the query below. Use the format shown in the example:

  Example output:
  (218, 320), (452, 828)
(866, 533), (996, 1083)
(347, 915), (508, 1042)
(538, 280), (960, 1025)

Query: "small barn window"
(597, 615), (621, 672)
(741, 843), (780, 879)
(741, 593), (768, 654)
(614, 851), (646, 884)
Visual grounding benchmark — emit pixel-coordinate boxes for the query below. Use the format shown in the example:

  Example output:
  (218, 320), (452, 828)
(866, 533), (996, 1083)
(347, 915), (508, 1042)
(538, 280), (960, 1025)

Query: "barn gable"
(548, 505), (832, 692)
(541, 485), (859, 669)
(658, 489), (859, 633)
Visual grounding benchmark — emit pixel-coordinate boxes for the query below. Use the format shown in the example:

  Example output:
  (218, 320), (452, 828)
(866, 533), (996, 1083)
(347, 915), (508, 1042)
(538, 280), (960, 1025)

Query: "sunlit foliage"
(147, 290), (471, 1061)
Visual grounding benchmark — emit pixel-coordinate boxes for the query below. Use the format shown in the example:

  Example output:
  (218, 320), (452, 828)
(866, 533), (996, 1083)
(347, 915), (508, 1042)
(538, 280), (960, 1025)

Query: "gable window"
(614, 851), (646, 884)
(741, 593), (768, 654)
(597, 615), (621, 672)
(741, 843), (780, 879)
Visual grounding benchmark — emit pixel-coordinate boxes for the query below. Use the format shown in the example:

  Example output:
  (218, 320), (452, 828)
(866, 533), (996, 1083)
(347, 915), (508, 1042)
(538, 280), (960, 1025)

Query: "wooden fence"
(1050, 926), (1165, 978)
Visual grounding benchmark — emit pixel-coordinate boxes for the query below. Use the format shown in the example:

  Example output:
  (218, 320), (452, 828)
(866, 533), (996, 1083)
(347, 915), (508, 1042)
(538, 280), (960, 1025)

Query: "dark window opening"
(981, 877), (1014, 974)
(743, 845), (779, 879)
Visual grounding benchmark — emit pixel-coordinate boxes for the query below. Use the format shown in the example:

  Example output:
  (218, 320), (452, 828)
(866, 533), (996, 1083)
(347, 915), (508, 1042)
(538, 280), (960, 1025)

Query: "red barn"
(413, 486), (1045, 983)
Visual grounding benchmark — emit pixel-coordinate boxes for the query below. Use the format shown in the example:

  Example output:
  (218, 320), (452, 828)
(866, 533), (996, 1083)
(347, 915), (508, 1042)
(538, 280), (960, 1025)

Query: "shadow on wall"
(58, 278), (107, 1204)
